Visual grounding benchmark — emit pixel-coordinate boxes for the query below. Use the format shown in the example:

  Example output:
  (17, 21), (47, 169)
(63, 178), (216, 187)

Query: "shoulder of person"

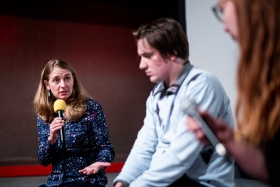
(37, 115), (48, 123)
(86, 98), (103, 110)
(190, 66), (217, 78)
(186, 66), (221, 86)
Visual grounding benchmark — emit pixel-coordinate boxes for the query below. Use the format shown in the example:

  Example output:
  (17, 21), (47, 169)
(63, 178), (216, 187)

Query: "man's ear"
(44, 80), (50, 90)
(169, 50), (178, 61)
(169, 54), (177, 61)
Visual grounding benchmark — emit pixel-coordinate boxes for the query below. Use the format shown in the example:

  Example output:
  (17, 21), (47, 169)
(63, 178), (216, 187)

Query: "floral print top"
(37, 99), (115, 187)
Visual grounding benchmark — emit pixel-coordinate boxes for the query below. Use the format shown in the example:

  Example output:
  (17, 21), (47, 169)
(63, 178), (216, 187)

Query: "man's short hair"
(133, 18), (189, 61)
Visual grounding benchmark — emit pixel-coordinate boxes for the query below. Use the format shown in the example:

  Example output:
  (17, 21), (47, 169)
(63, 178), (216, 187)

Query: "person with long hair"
(34, 59), (115, 187)
(187, 0), (280, 186)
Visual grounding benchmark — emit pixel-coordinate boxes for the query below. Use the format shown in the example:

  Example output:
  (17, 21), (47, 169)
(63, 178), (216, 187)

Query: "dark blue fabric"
(37, 99), (115, 187)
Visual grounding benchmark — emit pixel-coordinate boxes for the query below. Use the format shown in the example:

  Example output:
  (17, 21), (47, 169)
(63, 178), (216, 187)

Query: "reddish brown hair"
(234, 0), (280, 145)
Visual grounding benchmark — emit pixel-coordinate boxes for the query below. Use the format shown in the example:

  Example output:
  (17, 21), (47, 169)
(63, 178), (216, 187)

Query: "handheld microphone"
(181, 100), (226, 156)
(54, 99), (67, 145)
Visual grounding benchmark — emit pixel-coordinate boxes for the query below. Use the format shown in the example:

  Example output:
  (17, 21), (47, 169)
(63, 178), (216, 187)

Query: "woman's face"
(44, 67), (74, 101)
(219, 0), (239, 41)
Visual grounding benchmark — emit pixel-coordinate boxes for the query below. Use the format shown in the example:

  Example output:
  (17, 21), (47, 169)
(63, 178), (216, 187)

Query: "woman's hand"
(48, 117), (64, 144)
(186, 111), (235, 149)
(78, 162), (111, 175)
(187, 112), (271, 182)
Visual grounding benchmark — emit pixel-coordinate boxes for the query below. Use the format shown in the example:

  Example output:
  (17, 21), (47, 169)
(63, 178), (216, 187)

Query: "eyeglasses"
(212, 4), (223, 22)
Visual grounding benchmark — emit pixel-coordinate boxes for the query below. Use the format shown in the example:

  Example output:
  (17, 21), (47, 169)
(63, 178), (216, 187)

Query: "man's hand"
(114, 182), (125, 187)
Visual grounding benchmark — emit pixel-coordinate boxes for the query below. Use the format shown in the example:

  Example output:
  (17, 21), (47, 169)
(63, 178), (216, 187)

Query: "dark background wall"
(0, 0), (185, 166)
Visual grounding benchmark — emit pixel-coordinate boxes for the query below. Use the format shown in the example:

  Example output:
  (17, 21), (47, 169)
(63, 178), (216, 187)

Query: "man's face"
(137, 38), (171, 84)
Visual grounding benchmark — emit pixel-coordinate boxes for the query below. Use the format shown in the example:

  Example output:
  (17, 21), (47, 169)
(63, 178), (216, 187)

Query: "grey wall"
(186, 0), (238, 114)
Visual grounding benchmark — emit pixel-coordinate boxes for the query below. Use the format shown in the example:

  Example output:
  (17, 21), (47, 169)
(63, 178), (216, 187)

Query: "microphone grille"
(54, 99), (66, 112)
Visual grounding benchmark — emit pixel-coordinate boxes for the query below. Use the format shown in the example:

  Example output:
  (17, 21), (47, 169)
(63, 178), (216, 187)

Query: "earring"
(48, 90), (51, 97)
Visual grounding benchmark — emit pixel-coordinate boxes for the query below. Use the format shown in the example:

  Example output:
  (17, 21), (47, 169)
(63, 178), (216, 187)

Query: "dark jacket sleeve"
(89, 100), (115, 163)
(37, 116), (59, 166)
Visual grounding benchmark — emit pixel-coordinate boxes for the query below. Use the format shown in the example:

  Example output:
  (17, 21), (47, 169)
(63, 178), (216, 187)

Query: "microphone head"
(181, 99), (197, 116)
(54, 99), (66, 112)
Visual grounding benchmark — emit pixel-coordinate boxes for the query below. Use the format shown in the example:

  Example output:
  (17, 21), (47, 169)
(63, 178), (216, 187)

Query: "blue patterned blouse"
(37, 99), (115, 187)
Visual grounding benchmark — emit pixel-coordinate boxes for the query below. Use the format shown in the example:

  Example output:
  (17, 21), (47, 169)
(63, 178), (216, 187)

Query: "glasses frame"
(212, 4), (223, 22)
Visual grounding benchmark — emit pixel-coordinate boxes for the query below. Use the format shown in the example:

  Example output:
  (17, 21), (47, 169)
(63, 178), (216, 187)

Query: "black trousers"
(38, 182), (104, 187)
(168, 174), (206, 187)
